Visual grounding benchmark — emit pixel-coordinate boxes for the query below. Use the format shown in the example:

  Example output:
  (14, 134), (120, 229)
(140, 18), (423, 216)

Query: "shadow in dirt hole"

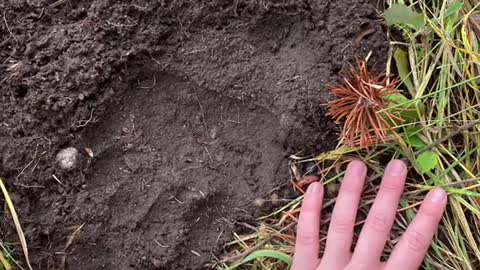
(67, 73), (290, 269)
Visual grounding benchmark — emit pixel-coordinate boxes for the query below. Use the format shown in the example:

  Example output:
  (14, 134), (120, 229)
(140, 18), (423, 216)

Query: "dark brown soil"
(0, 0), (387, 269)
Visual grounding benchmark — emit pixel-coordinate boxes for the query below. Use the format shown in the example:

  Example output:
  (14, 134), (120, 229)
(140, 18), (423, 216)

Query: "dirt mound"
(0, 0), (387, 269)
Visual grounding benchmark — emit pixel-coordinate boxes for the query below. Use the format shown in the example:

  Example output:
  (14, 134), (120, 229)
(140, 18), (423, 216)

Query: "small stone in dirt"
(124, 155), (141, 172)
(84, 147), (94, 158)
(271, 43), (280, 53)
(270, 193), (280, 206)
(209, 127), (218, 139)
(253, 198), (265, 208)
(151, 258), (161, 268)
(56, 147), (81, 171)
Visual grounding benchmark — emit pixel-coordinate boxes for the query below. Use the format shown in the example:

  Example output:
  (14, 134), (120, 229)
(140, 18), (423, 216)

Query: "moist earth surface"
(0, 0), (387, 269)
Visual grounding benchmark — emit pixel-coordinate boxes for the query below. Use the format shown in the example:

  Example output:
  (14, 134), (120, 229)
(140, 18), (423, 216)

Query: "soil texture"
(0, 0), (387, 269)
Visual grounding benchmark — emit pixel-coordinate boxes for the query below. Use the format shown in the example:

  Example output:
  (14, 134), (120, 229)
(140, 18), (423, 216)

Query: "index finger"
(291, 182), (324, 270)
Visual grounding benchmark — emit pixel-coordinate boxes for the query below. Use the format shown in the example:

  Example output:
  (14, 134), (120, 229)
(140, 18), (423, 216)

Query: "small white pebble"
(253, 198), (265, 208)
(56, 147), (80, 170)
(270, 193), (280, 206)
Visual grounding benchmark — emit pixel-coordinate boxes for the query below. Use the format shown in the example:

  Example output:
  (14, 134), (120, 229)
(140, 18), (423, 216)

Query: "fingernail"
(388, 160), (406, 176)
(430, 188), (446, 203)
(306, 183), (314, 195)
(348, 160), (366, 175)
(307, 182), (321, 196)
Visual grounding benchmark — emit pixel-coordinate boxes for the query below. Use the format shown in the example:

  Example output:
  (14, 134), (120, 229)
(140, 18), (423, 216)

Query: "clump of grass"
(0, 177), (32, 270)
(327, 58), (402, 147)
(218, 1), (480, 269)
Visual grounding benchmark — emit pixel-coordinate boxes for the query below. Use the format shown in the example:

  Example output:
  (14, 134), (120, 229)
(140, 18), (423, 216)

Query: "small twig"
(64, 224), (85, 251)
(2, 13), (18, 64)
(190, 250), (201, 257)
(2, 13), (17, 44)
(13, 183), (45, 189)
(203, 147), (215, 163)
(105, 20), (137, 28)
(154, 239), (169, 248)
(59, 223), (85, 269)
(49, 0), (68, 8)
(194, 95), (209, 137)
(73, 108), (96, 128)
(52, 175), (64, 186)
(415, 119), (480, 155)
(16, 145), (39, 180)
(355, 27), (376, 45)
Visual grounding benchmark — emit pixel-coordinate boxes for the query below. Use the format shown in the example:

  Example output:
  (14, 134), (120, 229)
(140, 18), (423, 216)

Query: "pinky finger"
(385, 188), (447, 270)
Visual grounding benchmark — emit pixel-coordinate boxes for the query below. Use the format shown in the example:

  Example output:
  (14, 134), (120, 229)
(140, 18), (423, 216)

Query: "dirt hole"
(0, 0), (387, 269)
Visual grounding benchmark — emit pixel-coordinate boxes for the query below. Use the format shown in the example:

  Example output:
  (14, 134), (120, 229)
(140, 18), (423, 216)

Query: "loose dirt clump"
(0, 0), (387, 269)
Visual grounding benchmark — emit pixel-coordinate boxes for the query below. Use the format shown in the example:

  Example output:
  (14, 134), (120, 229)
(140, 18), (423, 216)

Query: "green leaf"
(406, 134), (426, 148)
(445, 1), (463, 33)
(226, 250), (292, 269)
(446, 1), (463, 18)
(384, 3), (425, 31)
(385, 93), (409, 104)
(242, 250), (292, 265)
(416, 151), (439, 174)
(404, 127), (426, 148)
(385, 93), (423, 122)
(445, 188), (480, 198)
(393, 48), (414, 94)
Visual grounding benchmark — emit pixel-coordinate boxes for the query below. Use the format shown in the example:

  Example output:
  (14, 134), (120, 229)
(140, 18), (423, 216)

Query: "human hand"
(291, 160), (447, 270)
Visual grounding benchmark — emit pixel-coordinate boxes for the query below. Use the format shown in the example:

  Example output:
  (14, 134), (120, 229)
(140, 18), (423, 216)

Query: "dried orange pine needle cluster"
(327, 60), (402, 147)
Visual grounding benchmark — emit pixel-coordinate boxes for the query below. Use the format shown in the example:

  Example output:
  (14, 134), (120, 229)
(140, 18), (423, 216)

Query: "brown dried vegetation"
(327, 60), (402, 147)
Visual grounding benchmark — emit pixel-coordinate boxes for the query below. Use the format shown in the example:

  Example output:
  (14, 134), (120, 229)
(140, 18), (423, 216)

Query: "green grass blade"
(0, 251), (11, 270)
(394, 48), (415, 94)
(226, 250), (292, 270)
(0, 178), (32, 270)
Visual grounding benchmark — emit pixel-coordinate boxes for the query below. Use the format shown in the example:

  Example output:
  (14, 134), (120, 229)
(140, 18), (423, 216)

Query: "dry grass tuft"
(327, 59), (401, 147)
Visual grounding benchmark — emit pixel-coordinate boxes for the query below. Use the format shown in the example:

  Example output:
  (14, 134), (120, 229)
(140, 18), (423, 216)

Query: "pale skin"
(292, 160), (447, 270)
